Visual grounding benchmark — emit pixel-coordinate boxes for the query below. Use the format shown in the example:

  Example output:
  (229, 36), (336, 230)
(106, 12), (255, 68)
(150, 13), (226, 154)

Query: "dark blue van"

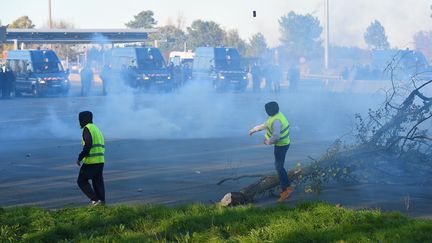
(104, 47), (172, 91)
(192, 47), (247, 92)
(6, 50), (70, 96)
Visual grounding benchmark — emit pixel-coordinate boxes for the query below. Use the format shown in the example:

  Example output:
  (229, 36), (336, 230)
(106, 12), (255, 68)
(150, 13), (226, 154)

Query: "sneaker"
(90, 200), (102, 206)
(277, 186), (293, 203)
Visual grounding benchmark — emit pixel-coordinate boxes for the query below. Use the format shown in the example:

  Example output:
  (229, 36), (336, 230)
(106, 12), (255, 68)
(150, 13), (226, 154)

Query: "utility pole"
(324, 0), (329, 70)
(48, 0), (53, 50)
(48, 0), (52, 29)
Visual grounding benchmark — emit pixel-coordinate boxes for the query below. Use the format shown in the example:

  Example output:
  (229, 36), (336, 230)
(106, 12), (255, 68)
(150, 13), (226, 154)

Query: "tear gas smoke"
(0, 76), (384, 143)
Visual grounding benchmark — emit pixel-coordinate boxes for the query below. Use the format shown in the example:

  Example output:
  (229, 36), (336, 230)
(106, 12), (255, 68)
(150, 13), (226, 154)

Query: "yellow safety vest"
(82, 123), (105, 164)
(265, 112), (290, 146)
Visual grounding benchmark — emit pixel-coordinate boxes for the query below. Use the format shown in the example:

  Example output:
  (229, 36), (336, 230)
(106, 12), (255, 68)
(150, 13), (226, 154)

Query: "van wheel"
(32, 86), (38, 97)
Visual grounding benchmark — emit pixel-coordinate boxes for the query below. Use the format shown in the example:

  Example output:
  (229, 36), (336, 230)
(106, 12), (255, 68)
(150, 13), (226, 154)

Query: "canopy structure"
(2, 28), (156, 48)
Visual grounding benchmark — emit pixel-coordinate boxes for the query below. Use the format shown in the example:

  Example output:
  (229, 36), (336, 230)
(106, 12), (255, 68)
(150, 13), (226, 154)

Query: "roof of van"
(6, 49), (57, 59)
(7, 49), (55, 53)
(195, 47), (236, 50)
(111, 47), (157, 50)
(194, 47), (239, 58)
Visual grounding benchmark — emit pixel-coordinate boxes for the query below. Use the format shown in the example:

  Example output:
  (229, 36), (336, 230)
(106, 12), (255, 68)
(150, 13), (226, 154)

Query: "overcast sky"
(2, 0), (431, 48)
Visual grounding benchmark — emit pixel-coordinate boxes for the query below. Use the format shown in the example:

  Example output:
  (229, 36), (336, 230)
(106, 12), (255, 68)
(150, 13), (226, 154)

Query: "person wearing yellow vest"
(249, 101), (293, 202)
(76, 111), (106, 206)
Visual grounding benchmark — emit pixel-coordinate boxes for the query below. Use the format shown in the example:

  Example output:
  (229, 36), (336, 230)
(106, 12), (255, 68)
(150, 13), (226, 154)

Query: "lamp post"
(48, 0), (52, 29)
(324, 0), (329, 70)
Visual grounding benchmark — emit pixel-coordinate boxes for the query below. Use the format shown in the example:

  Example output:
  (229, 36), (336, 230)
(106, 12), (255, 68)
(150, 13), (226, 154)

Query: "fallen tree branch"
(219, 59), (432, 207)
(217, 174), (267, 185)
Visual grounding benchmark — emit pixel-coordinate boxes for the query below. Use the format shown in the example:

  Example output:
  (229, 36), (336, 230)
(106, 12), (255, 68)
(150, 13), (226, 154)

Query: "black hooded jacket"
(78, 127), (92, 162)
(78, 112), (93, 162)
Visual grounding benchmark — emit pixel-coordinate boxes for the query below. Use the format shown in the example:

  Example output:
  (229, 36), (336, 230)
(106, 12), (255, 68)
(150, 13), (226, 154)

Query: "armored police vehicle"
(6, 49), (70, 96)
(105, 47), (172, 91)
(192, 47), (247, 92)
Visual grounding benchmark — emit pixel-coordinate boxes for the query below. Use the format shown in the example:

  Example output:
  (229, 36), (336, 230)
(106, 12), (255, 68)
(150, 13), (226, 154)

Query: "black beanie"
(265, 101), (279, 116)
(79, 111), (93, 128)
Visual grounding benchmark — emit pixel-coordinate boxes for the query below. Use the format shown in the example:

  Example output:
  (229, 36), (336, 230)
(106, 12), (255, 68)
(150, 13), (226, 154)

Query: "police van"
(192, 47), (247, 92)
(6, 49), (70, 96)
(104, 47), (172, 91)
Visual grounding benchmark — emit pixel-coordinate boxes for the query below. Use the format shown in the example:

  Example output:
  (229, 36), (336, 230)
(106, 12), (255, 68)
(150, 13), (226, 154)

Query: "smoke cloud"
(0, 77), (384, 144)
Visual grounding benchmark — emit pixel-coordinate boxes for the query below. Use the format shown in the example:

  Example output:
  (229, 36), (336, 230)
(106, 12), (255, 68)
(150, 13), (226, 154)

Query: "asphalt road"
(0, 81), (431, 218)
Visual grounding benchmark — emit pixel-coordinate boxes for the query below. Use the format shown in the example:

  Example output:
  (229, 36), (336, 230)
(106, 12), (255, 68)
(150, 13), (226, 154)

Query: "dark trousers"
(77, 163), (105, 202)
(274, 144), (290, 192)
(81, 80), (91, 96)
(1, 81), (10, 98)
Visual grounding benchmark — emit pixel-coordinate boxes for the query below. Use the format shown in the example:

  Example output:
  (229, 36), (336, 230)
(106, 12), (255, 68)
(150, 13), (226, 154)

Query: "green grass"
(1, 202), (431, 242)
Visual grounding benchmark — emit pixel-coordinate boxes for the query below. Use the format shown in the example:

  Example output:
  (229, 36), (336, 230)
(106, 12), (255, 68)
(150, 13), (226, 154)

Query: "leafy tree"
(9, 16), (35, 28)
(246, 33), (268, 57)
(186, 20), (225, 50)
(223, 30), (246, 55)
(2, 16), (35, 53)
(125, 10), (157, 29)
(48, 19), (74, 29)
(279, 11), (322, 58)
(151, 25), (187, 53)
(413, 31), (432, 61)
(364, 20), (390, 50)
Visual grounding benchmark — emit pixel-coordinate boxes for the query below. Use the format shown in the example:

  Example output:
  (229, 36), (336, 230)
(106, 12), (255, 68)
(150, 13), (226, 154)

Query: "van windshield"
(136, 48), (166, 70)
(31, 51), (64, 73)
(214, 49), (241, 70)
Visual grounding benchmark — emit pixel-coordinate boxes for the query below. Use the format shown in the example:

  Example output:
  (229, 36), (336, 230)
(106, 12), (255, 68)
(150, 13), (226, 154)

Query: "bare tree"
(176, 12), (187, 30)
(41, 19), (78, 61)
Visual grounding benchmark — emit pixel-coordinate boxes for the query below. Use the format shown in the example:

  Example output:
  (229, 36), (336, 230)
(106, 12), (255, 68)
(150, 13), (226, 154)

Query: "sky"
(1, 0), (431, 48)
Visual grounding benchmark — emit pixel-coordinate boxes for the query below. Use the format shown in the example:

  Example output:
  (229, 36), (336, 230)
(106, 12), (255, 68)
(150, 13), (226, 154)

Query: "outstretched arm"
(249, 123), (266, 135)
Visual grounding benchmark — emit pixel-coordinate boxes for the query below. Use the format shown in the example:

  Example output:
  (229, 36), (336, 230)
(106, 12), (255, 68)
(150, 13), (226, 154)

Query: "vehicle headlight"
(38, 78), (46, 84)
(143, 75), (150, 80)
(219, 74), (225, 79)
(243, 76), (247, 80)
(64, 79), (69, 83)
(167, 76), (171, 80)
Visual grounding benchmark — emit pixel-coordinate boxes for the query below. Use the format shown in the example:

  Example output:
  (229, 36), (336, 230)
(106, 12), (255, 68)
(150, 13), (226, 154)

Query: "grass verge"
(1, 201), (431, 242)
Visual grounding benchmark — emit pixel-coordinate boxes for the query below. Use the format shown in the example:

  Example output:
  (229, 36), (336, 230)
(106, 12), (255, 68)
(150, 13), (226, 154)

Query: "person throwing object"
(249, 101), (292, 202)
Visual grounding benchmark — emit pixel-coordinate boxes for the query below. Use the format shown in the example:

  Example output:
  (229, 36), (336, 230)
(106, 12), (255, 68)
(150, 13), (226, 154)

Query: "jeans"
(77, 163), (105, 202)
(274, 144), (290, 192)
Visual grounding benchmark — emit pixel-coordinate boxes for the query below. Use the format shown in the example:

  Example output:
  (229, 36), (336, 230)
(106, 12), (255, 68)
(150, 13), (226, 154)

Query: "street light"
(324, 0), (329, 70)
(48, 0), (52, 29)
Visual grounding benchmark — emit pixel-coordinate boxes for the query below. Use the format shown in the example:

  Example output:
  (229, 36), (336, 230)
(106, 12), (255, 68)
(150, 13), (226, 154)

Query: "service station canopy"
(3, 28), (156, 44)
